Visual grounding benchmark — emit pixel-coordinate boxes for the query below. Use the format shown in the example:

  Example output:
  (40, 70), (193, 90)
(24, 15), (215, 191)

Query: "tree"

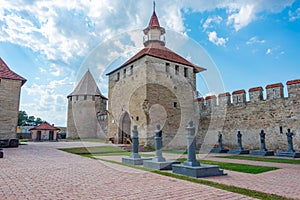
(35, 118), (43, 125)
(18, 111), (44, 126)
(18, 111), (28, 126)
(27, 116), (35, 126)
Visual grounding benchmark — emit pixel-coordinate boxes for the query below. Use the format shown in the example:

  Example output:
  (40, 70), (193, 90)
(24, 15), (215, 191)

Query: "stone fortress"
(0, 58), (26, 147)
(67, 70), (107, 139)
(197, 81), (300, 152)
(67, 4), (300, 152)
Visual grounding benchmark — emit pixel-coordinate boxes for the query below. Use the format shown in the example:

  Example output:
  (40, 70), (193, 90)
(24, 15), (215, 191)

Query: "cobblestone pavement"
(98, 152), (300, 200)
(0, 142), (255, 200)
(201, 155), (300, 200)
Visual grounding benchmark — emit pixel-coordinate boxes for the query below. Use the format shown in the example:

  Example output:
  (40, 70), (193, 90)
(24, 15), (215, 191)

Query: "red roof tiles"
(286, 79), (300, 85)
(218, 92), (230, 97)
(232, 90), (246, 95)
(266, 83), (283, 89)
(249, 87), (263, 92)
(107, 43), (205, 75)
(29, 122), (60, 131)
(205, 95), (216, 100)
(0, 57), (26, 85)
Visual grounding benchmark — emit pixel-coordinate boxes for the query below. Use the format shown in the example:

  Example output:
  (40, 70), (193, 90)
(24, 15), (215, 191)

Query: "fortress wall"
(196, 79), (300, 151)
(0, 79), (22, 139)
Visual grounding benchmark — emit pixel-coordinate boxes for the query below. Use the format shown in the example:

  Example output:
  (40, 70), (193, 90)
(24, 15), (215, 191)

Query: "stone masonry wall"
(197, 79), (300, 152)
(107, 55), (198, 149)
(0, 78), (22, 139)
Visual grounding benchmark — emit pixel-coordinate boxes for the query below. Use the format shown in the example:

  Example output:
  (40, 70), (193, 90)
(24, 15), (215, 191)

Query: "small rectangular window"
(92, 96), (95, 101)
(174, 102), (177, 108)
(116, 72), (120, 81)
(130, 65), (133, 75)
(166, 63), (170, 73)
(84, 95), (87, 100)
(123, 68), (126, 78)
(184, 67), (188, 77)
(76, 96), (79, 101)
(175, 65), (179, 75)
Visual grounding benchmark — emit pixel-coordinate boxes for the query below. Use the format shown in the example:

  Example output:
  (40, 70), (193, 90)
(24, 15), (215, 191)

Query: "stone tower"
(106, 4), (205, 149)
(0, 57), (26, 146)
(67, 70), (107, 139)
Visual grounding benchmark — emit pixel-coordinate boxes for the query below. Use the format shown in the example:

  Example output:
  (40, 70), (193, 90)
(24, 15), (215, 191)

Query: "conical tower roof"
(68, 70), (107, 99)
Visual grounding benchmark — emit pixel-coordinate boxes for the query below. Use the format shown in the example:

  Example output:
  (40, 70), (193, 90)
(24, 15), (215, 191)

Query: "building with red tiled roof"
(30, 122), (60, 141)
(0, 57), (27, 147)
(106, 3), (205, 148)
(0, 57), (26, 85)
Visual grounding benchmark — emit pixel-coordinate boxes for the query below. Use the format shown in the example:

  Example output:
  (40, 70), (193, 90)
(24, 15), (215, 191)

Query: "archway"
(118, 112), (131, 144)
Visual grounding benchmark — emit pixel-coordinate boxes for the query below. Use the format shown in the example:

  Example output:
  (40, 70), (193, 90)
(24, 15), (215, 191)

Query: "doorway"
(49, 131), (54, 141)
(118, 112), (131, 144)
(37, 131), (41, 141)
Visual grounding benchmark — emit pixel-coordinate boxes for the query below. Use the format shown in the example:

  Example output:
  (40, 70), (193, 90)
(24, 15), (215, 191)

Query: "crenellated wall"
(196, 79), (300, 152)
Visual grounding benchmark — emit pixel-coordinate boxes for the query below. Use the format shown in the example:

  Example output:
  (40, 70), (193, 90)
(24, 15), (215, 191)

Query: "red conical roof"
(149, 11), (160, 28)
(0, 57), (26, 85)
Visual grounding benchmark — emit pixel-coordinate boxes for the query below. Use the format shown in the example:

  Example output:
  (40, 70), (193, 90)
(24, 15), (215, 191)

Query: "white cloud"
(203, 16), (223, 31)
(227, 4), (255, 31)
(266, 48), (272, 55)
(246, 36), (266, 45)
(289, 8), (300, 21)
(208, 31), (228, 46)
(0, 0), (295, 125)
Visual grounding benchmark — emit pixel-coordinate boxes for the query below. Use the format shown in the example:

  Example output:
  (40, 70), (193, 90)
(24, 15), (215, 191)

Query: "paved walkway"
(98, 152), (300, 200)
(0, 142), (255, 200)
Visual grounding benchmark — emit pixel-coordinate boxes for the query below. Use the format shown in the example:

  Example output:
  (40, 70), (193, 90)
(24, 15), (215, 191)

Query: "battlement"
(197, 79), (300, 110)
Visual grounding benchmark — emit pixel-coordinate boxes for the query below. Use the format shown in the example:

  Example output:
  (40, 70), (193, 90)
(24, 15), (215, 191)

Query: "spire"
(143, 1), (166, 47)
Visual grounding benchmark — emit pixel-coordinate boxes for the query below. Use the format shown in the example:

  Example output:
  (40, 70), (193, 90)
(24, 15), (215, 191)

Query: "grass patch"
(177, 159), (279, 174)
(62, 149), (291, 200)
(217, 155), (300, 164)
(59, 146), (154, 157)
(59, 146), (127, 154)
(97, 158), (291, 200)
(66, 138), (106, 143)
(19, 139), (29, 142)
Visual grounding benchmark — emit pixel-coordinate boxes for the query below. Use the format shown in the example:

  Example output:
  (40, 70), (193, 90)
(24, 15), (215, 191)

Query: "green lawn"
(61, 147), (290, 200)
(99, 158), (291, 200)
(177, 159), (279, 174)
(59, 146), (127, 154)
(217, 155), (300, 164)
(59, 146), (154, 157)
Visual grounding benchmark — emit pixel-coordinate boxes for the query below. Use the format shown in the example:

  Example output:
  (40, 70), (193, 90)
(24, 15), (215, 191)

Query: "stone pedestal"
(122, 157), (151, 165)
(228, 149), (250, 155)
(276, 129), (300, 158)
(143, 125), (180, 170)
(172, 164), (225, 178)
(210, 147), (229, 153)
(210, 132), (229, 153)
(250, 130), (274, 156)
(228, 131), (249, 154)
(251, 150), (274, 156)
(0, 148), (3, 158)
(122, 125), (151, 165)
(276, 152), (300, 158)
(172, 121), (226, 178)
(143, 160), (180, 170)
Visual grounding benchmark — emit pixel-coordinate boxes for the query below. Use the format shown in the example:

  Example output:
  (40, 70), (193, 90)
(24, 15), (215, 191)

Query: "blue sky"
(0, 0), (299, 126)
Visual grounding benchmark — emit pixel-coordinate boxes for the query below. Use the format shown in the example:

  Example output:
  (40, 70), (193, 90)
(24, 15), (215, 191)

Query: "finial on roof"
(153, 0), (156, 12)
